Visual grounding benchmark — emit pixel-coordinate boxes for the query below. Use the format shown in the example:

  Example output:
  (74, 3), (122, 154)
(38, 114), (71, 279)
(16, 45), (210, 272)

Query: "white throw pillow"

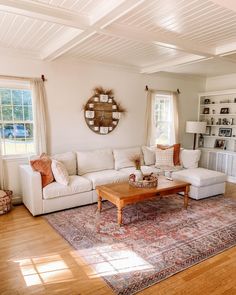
(155, 148), (174, 167)
(113, 147), (143, 170)
(77, 148), (114, 175)
(51, 159), (70, 186)
(142, 146), (156, 166)
(52, 152), (76, 175)
(180, 149), (201, 169)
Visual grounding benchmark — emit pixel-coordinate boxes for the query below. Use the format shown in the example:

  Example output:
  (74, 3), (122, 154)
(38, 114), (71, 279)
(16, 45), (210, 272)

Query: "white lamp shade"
(186, 121), (206, 134)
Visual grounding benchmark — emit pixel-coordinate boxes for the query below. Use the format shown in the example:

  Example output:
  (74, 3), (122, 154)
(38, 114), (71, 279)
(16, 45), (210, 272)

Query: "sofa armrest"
(20, 165), (43, 216)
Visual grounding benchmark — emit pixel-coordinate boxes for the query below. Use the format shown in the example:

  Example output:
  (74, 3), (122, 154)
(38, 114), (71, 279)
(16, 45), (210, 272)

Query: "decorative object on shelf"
(211, 117), (214, 125)
(128, 173), (158, 188)
(203, 107), (210, 114)
(222, 118), (230, 125)
(230, 118), (234, 125)
(218, 128), (232, 137)
(0, 190), (13, 215)
(214, 139), (226, 149)
(83, 86), (126, 135)
(186, 121), (206, 150)
(220, 107), (229, 114)
(212, 109), (215, 114)
(234, 98), (236, 103)
(205, 126), (211, 135)
(204, 98), (210, 104)
(198, 134), (204, 148)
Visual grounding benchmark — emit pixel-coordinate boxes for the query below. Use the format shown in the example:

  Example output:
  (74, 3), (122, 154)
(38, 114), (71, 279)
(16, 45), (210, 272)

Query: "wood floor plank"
(0, 183), (235, 294)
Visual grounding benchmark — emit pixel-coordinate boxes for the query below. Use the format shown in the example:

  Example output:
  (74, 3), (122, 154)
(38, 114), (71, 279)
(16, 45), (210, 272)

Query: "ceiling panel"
(0, 12), (65, 52)
(117, 0), (236, 48)
(33, 0), (123, 15)
(66, 32), (200, 68)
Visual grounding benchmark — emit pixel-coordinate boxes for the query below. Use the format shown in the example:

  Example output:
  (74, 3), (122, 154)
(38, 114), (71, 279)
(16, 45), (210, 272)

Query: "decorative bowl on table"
(129, 173), (158, 188)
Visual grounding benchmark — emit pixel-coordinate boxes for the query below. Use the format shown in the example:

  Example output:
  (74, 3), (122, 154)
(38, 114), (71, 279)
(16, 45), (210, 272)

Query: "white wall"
(0, 55), (205, 198)
(205, 73), (236, 91)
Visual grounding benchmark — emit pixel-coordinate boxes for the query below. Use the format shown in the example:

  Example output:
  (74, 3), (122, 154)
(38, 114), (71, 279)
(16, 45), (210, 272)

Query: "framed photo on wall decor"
(214, 139), (226, 149)
(218, 128), (232, 137)
(203, 107), (210, 114)
(220, 107), (229, 114)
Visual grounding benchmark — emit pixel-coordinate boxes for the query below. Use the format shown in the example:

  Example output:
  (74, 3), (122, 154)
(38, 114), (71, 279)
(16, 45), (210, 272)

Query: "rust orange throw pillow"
(156, 143), (181, 166)
(30, 153), (54, 187)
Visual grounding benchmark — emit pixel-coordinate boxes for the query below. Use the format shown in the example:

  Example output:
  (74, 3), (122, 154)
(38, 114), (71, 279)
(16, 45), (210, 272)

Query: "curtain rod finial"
(145, 85), (149, 91)
(41, 75), (45, 82)
(177, 88), (180, 94)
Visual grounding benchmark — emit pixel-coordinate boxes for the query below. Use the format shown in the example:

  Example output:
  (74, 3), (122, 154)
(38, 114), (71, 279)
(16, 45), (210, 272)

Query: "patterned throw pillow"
(156, 143), (181, 165)
(155, 148), (174, 167)
(51, 159), (70, 186)
(30, 153), (54, 187)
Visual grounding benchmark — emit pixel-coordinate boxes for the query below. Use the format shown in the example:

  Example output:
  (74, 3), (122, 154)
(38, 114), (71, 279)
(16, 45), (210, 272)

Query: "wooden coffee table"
(96, 176), (190, 225)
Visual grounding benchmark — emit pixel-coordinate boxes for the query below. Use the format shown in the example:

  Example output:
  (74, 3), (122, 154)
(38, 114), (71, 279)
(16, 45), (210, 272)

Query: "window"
(0, 86), (35, 156)
(153, 93), (175, 145)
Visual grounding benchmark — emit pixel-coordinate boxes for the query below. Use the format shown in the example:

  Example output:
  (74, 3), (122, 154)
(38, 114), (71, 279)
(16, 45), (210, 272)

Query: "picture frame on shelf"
(204, 126), (211, 135)
(204, 98), (211, 104)
(218, 128), (232, 137)
(220, 107), (229, 114)
(203, 107), (210, 114)
(214, 139), (226, 150)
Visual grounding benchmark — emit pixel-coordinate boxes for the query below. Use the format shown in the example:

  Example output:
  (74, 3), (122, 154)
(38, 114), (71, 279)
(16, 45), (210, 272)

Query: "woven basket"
(0, 190), (13, 215)
(129, 175), (158, 188)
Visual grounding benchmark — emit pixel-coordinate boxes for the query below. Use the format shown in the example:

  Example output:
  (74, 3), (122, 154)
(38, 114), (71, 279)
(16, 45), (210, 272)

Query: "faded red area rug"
(44, 195), (236, 295)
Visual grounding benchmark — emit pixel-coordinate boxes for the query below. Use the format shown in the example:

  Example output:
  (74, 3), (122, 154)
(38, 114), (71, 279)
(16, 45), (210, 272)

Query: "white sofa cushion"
(113, 147), (143, 170)
(43, 175), (92, 199)
(51, 159), (70, 186)
(77, 149), (114, 175)
(142, 146), (156, 166)
(83, 170), (128, 189)
(119, 165), (160, 176)
(52, 152), (76, 175)
(155, 148), (174, 167)
(180, 149), (201, 169)
(172, 168), (227, 187)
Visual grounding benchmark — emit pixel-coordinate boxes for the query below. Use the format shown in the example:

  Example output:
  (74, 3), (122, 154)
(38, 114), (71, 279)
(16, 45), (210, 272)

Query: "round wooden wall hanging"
(84, 87), (125, 135)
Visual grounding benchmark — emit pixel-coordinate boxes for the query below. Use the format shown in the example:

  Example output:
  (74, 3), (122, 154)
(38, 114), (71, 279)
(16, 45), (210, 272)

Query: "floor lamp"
(186, 121), (206, 150)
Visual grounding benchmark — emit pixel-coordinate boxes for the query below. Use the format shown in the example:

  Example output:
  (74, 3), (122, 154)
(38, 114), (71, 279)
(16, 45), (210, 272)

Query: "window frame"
(152, 92), (175, 146)
(0, 80), (36, 158)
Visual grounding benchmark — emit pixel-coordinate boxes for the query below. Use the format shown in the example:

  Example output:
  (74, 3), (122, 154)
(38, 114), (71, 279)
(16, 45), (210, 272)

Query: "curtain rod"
(145, 85), (181, 94)
(0, 74), (46, 82)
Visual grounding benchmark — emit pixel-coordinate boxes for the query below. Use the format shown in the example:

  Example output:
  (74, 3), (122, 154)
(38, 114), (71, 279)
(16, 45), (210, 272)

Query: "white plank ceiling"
(0, 0), (236, 76)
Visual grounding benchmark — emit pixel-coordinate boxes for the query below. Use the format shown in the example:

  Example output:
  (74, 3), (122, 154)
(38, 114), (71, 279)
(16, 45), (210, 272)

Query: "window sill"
(2, 154), (35, 162)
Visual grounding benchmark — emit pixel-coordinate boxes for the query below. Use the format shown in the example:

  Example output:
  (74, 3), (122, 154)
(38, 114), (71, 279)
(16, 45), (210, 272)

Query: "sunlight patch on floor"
(70, 244), (154, 278)
(12, 254), (74, 287)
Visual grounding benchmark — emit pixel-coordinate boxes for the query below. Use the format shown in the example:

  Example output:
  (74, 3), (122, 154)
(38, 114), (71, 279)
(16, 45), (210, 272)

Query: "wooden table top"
(96, 176), (190, 200)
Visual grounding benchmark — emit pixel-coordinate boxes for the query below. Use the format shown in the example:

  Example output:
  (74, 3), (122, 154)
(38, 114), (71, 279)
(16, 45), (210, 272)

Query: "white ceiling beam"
(99, 24), (216, 57)
(141, 56), (209, 74)
(209, 0), (236, 12)
(0, 0), (90, 29)
(41, 0), (145, 61)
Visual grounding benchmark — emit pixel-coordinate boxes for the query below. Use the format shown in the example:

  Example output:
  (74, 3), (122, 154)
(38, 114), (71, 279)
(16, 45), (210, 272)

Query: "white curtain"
(172, 91), (179, 144)
(0, 144), (5, 190)
(145, 90), (180, 146)
(145, 90), (156, 146)
(30, 78), (48, 154)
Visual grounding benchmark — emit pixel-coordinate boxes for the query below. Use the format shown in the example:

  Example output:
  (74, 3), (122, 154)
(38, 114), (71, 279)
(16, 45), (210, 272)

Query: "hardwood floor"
(0, 183), (236, 295)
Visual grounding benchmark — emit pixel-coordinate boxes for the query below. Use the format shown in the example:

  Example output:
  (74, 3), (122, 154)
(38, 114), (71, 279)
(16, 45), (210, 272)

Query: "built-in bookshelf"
(198, 89), (236, 152)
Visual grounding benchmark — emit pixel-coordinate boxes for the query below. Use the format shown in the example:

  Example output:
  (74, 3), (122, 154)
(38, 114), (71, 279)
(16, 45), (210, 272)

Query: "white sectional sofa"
(20, 147), (227, 216)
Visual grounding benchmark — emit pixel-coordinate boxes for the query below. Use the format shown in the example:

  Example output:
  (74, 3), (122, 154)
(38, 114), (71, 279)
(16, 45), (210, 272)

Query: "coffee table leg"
(98, 194), (102, 212)
(118, 206), (122, 226)
(184, 185), (189, 209)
